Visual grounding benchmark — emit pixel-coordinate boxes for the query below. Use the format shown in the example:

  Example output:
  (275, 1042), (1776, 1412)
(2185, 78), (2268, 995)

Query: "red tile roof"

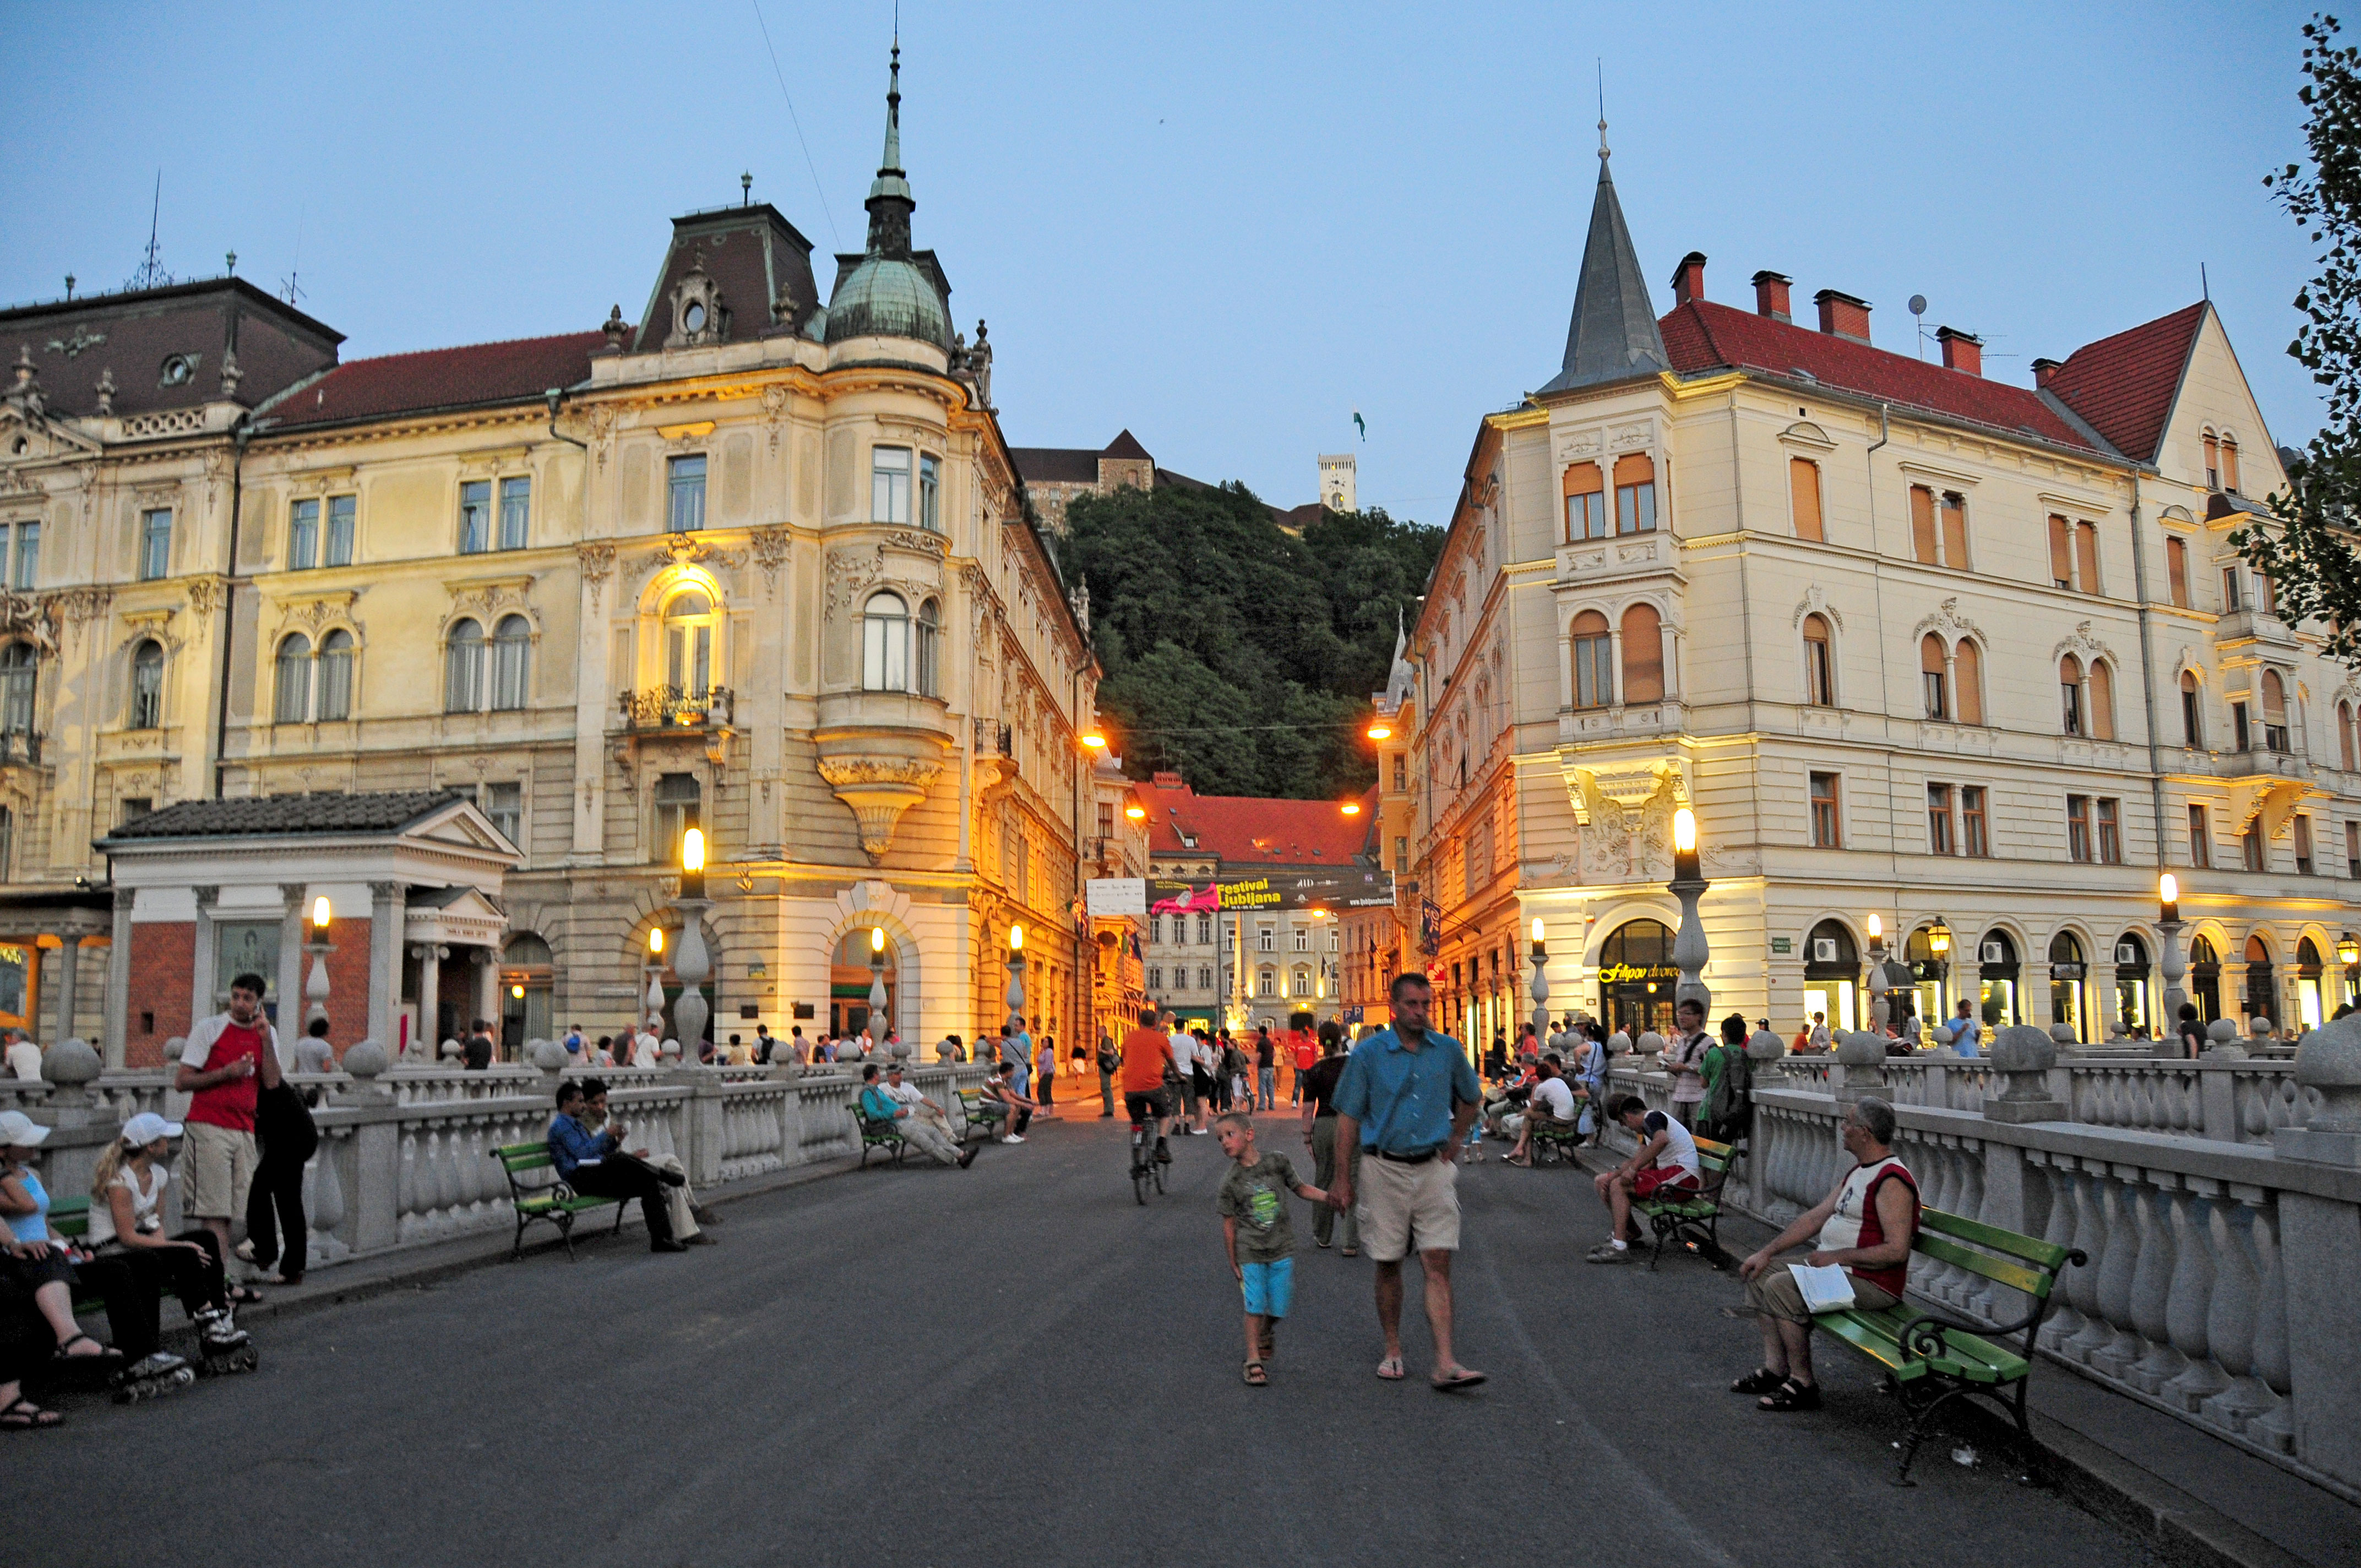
(1658, 299), (2099, 454)
(2036, 302), (2206, 463)
(1141, 776), (1375, 866)
(259, 330), (604, 429)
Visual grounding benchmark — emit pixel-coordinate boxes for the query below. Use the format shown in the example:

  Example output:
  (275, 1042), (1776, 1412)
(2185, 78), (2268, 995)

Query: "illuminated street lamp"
(1366, 720), (1393, 742)
(867, 925), (893, 1057)
(1528, 916), (1551, 1038)
(644, 928), (666, 1033)
(2158, 873), (2188, 1025)
(2340, 931), (2359, 1008)
(1667, 808), (1711, 1014)
(1341, 799), (1362, 816)
(1081, 731), (1108, 751)
(1124, 802), (1146, 821)
(1864, 913), (1892, 1036)
(304, 896), (333, 1031)
(673, 829), (712, 1061)
(1005, 924), (1027, 1036)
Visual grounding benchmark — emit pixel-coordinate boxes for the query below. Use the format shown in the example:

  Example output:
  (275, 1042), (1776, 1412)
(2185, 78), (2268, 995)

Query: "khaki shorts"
(182, 1120), (257, 1221)
(1745, 1263), (1901, 1324)
(1357, 1151), (1461, 1262)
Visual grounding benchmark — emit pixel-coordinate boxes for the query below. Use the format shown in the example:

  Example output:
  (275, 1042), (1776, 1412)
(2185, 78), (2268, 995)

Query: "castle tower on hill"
(1319, 453), (1356, 512)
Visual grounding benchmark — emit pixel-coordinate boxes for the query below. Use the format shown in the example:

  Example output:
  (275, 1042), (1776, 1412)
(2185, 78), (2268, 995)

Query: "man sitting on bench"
(548, 1082), (689, 1254)
(1586, 1095), (1700, 1264)
(1732, 1095), (1918, 1412)
(862, 1064), (976, 1169)
(1502, 1055), (1575, 1167)
(983, 1060), (1036, 1144)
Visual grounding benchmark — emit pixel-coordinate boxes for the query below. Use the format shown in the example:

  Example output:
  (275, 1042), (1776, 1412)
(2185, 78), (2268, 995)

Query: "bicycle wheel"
(1132, 1153), (1150, 1205)
(1151, 1151), (1167, 1195)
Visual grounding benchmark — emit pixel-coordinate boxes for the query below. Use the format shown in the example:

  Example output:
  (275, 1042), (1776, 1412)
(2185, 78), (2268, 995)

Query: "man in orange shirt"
(1119, 1008), (1179, 1164)
(1286, 1015), (1320, 1107)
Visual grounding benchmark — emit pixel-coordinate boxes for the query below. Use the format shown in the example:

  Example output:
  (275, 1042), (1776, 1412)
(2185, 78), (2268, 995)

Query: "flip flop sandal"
(54, 1333), (121, 1362)
(1242, 1360), (1268, 1386)
(1, 1396), (62, 1429)
(1730, 1367), (1786, 1395)
(1431, 1368), (1488, 1392)
(1260, 1331), (1276, 1362)
(1374, 1355), (1406, 1381)
(226, 1285), (265, 1305)
(1757, 1379), (1821, 1412)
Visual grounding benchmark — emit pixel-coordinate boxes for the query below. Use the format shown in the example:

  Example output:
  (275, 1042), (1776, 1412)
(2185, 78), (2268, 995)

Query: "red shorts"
(1633, 1166), (1700, 1201)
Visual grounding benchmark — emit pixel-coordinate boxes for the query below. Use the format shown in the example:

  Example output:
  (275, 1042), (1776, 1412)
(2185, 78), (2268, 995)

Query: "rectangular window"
(10, 522), (36, 591)
(2075, 520), (2102, 595)
(1567, 489), (1605, 541)
(1789, 458), (1824, 542)
(651, 772), (701, 863)
(459, 481), (492, 553)
(139, 508), (172, 580)
(1923, 668), (1947, 721)
(325, 495), (355, 567)
(1927, 783), (1954, 855)
(1196, 915), (1212, 945)
(2294, 814), (2314, 874)
(2183, 683), (2204, 748)
(1391, 755), (1407, 792)
(2189, 803), (2212, 868)
(498, 477), (530, 551)
(1809, 771), (1842, 848)
(1571, 633), (1612, 709)
(118, 797), (152, 826)
(918, 454), (941, 532)
(2096, 797), (2122, 864)
(1147, 966), (1162, 992)
(1805, 635), (1834, 706)
(1394, 835), (1408, 875)
(1612, 454), (1656, 536)
(1908, 484), (1937, 564)
(1293, 929), (1309, 951)
(1939, 492), (1968, 569)
(483, 781), (522, 847)
(2255, 571), (2277, 617)
(1962, 786), (1988, 857)
(2048, 514), (2074, 589)
(668, 455), (707, 533)
(1256, 928), (1274, 952)
(1198, 966), (1213, 991)
(289, 499), (320, 570)
(2166, 536), (2190, 608)
(2222, 567), (2243, 613)
(872, 447), (912, 524)
(2066, 794), (2093, 863)
(1096, 802), (1114, 839)
(2231, 701), (2251, 752)
(2348, 820), (2359, 879)
(2242, 822), (2266, 872)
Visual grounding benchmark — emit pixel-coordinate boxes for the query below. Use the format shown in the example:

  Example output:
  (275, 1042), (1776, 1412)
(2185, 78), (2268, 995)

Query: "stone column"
(103, 887), (134, 1069)
(477, 946), (499, 1035)
(189, 885), (220, 1023)
(412, 944), (444, 1055)
(1985, 1023), (2067, 1123)
(367, 881), (404, 1057)
(51, 931), (81, 1053)
(278, 882), (307, 1044)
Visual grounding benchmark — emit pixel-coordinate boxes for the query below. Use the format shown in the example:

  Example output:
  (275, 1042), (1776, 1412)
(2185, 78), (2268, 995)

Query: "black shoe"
(690, 1204), (722, 1226)
(651, 1238), (690, 1253)
(656, 1167), (686, 1188)
(958, 1148), (977, 1168)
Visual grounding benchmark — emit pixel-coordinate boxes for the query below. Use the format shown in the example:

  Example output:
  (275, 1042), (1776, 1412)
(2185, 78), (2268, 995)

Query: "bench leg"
(611, 1201), (627, 1239)
(559, 1213), (578, 1263)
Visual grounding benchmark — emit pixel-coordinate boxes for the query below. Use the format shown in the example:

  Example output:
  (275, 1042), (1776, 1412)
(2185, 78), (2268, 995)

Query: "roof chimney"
(1751, 270), (1792, 323)
(1669, 251), (1706, 307)
(2030, 357), (2063, 388)
(1935, 326), (1983, 377)
(1814, 288), (1872, 344)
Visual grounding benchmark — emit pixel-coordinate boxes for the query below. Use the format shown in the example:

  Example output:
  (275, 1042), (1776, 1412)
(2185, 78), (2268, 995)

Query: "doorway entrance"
(1597, 918), (1678, 1039)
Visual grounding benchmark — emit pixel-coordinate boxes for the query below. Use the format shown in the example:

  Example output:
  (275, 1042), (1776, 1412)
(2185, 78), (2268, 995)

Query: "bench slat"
(1920, 1207), (2074, 1271)
(1911, 1231), (2058, 1298)
(1823, 1305), (2028, 1384)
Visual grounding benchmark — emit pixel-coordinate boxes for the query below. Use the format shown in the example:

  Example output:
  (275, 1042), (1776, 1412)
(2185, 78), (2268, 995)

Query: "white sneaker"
(1000, 1134), (1024, 1144)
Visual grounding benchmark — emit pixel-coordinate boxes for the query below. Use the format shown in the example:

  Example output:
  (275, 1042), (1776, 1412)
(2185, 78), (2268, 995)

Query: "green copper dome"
(822, 43), (950, 351)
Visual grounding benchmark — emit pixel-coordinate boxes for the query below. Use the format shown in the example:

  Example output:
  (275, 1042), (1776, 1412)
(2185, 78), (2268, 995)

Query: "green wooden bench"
(957, 1088), (1006, 1143)
(489, 1141), (627, 1262)
(1810, 1206), (2084, 1484)
(1633, 1133), (1737, 1270)
(853, 1110), (907, 1168)
(1525, 1114), (1585, 1166)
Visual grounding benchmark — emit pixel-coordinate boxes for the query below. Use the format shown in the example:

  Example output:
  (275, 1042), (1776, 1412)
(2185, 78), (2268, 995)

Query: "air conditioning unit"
(1813, 938), (1839, 963)
(1981, 941), (2005, 964)
(2115, 942), (2139, 965)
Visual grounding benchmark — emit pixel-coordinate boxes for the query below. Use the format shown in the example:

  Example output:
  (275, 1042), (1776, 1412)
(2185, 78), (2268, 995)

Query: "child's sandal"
(1242, 1360), (1268, 1386)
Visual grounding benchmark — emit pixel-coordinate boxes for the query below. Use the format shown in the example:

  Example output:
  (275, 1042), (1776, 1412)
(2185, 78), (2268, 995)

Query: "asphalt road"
(9, 1107), (2161, 1568)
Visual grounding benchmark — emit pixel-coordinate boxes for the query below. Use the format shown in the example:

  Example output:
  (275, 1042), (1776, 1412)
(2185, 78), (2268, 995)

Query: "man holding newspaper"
(1730, 1096), (1920, 1413)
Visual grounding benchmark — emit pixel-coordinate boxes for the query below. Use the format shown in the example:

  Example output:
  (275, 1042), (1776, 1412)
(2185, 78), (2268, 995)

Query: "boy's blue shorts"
(1241, 1256), (1293, 1319)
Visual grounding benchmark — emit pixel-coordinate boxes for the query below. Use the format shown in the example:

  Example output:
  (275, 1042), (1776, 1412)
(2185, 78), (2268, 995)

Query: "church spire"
(863, 42), (915, 257)
(1535, 114), (1671, 396)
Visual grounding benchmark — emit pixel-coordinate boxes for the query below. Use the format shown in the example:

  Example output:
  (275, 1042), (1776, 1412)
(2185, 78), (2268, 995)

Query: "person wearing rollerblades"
(79, 1112), (254, 1394)
(173, 973), (279, 1304)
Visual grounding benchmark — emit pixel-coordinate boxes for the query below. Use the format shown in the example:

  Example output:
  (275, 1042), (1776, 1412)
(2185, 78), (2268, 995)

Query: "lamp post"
(2340, 931), (2359, 1010)
(1528, 917), (1551, 1040)
(1864, 913), (1892, 1037)
(304, 896), (333, 1032)
(673, 828), (712, 1064)
(644, 927), (666, 1038)
(867, 925), (893, 1059)
(2158, 873), (2188, 1026)
(1667, 807), (1711, 1015)
(1005, 924), (1027, 1036)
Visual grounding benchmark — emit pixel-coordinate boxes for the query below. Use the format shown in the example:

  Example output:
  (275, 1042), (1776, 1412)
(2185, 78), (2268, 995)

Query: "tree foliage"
(1060, 480), (1440, 798)
(2240, 13), (2361, 668)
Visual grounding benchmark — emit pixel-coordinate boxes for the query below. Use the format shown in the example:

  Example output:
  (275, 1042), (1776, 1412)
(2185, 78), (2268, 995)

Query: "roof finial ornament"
(1597, 59), (1609, 164)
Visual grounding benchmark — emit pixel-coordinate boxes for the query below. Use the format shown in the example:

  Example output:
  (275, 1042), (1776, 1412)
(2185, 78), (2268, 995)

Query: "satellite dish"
(1908, 294), (1928, 316)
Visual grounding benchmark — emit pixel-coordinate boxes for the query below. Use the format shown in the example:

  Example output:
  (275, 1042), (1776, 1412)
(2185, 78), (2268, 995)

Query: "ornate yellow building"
(0, 50), (1098, 1063)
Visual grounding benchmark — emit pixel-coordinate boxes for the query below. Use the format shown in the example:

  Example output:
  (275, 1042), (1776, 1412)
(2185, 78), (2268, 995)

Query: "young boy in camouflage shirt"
(1214, 1112), (1327, 1386)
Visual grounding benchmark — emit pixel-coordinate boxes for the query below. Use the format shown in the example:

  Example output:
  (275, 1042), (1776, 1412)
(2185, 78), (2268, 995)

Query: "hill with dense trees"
(1058, 480), (1443, 800)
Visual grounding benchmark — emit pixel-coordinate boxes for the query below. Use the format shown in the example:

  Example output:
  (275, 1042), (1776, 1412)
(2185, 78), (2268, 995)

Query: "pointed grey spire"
(863, 43), (914, 253)
(1536, 135), (1669, 396)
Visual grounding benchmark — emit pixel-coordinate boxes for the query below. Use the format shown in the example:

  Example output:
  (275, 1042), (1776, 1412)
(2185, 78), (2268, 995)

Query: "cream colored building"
(1410, 141), (2359, 1051)
(0, 50), (1101, 1063)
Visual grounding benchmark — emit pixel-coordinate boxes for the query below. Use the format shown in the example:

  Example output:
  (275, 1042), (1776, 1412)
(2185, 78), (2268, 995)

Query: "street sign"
(1085, 878), (1147, 918)
(1770, 937), (1792, 955)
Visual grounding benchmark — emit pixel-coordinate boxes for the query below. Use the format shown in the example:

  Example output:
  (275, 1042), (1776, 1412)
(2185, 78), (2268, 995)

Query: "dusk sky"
(1, 2), (2325, 521)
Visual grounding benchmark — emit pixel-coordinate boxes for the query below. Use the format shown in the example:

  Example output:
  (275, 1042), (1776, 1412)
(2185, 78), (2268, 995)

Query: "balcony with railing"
(0, 728), (42, 766)
(619, 685), (733, 732)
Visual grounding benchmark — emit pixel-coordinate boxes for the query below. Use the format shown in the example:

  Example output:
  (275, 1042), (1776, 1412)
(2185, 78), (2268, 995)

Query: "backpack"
(1707, 1042), (1754, 1140)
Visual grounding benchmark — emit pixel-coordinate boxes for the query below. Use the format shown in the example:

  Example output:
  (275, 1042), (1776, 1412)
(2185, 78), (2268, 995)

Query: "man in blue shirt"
(1328, 972), (1486, 1391)
(548, 1081), (686, 1253)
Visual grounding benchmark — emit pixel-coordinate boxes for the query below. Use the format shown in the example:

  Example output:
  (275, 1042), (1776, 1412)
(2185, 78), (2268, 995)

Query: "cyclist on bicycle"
(1120, 1008), (1179, 1165)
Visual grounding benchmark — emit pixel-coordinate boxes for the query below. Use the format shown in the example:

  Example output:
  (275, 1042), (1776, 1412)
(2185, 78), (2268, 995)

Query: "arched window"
(0, 643), (35, 736)
(318, 629), (353, 721)
(1563, 461), (1605, 541)
(2088, 658), (2117, 741)
(2341, 700), (2356, 771)
(2221, 434), (2240, 493)
(1789, 458), (1823, 542)
(126, 639), (165, 730)
(1920, 633), (1949, 720)
(489, 615), (530, 711)
(2244, 934), (2276, 1024)
(1620, 603), (1664, 703)
(1569, 610), (1611, 709)
(862, 591), (910, 692)
(1954, 638), (1984, 725)
(2261, 669), (2289, 752)
(1802, 613), (1834, 706)
(916, 598), (940, 697)
(273, 633), (311, 724)
(1612, 453), (1656, 536)
(2060, 654), (2085, 735)
(2204, 432), (2221, 489)
(662, 589), (715, 694)
(2183, 670), (2205, 748)
(444, 618), (485, 714)
(503, 932), (554, 967)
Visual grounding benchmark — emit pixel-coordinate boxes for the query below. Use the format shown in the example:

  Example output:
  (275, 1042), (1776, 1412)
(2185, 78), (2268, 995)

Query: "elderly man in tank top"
(1731, 1095), (1920, 1412)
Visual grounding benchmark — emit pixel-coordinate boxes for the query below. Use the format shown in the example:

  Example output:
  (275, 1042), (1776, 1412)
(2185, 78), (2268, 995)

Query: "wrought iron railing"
(621, 686), (733, 729)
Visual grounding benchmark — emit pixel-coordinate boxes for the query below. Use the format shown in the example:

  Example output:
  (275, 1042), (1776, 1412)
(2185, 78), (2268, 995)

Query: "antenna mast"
(127, 171), (172, 291)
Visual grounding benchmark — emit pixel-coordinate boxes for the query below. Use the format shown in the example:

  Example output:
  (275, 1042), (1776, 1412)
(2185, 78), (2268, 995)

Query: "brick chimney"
(1935, 326), (1983, 377)
(2030, 357), (2062, 388)
(1751, 270), (1792, 323)
(1669, 251), (1706, 307)
(1814, 289), (1872, 344)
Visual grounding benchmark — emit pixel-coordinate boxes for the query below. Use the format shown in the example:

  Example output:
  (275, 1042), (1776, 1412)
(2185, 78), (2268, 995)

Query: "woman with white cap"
(77, 1112), (248, 1371)
(1, 1110), (125, 1363)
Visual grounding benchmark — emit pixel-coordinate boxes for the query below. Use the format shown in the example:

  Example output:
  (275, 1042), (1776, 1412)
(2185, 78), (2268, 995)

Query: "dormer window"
(160, 355), (193, 386)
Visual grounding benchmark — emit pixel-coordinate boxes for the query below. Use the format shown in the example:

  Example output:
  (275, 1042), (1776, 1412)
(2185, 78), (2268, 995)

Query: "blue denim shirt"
(1333, 1028), (1478, 1156)
(858, 1086), (901, 1124)
(547, 1113), (616, 1180)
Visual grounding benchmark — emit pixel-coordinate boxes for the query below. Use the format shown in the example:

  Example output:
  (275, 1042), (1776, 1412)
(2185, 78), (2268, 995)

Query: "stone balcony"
(814, 689), (955, 863)
(615, 685), (735, 766)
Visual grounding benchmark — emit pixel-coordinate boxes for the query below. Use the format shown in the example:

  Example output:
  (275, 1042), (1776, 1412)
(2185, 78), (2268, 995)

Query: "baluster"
(458, 1118), (489, 1229)
(395, 1126), (422, 1243)
(310, 1129), (351, 1264)
(2064, 1166), (2123, 1364)
(2125, 1175), (2186, 1390)
(432, 1125), (461, 1235)
(2158, 1178), (2227, 1408)
(2199, 1188), (2275, 1434)
(2246, 1199), (2295, 1453)
(2034, 1156), (2086, 1352)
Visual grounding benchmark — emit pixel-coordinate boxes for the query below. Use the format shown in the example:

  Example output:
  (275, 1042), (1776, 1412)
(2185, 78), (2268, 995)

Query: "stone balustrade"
(1761, 1053), (2306, 1145)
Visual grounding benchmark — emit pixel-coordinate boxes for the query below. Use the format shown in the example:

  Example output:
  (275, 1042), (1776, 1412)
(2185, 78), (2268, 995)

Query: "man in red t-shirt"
(174, 972), (282, 1272)
(1286, 1024), (1319, 1107)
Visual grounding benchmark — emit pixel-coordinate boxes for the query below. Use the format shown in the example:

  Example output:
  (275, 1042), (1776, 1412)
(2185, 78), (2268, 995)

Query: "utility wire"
(751, 0), (842, 251)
